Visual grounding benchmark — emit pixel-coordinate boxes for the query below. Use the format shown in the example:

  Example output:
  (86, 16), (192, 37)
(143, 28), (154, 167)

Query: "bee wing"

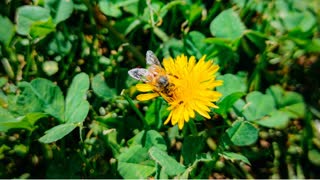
(128, 68), (150, 81)
(146, 50), (161, 66)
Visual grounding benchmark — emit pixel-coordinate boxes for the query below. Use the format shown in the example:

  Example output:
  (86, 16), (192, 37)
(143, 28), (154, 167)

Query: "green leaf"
(28, 79), (64, 118)
(145, 99), (168, 129)
(279, 92), (305, 117)
(13, 144), (29, 156)
(266, 85), (305, 118)
(129, 130), (167, 151)
(16, 5), (51, 36)
(45, 0), (74, 24)
(48, 31), (72, 55)
(204, 42), (239, 72)
(65, 73), (90, 123)
(162, 38), (184, 58)
(145, 100), (158, 127)
(66, 101), (90, 123)
(305, 38), (320, 53)
(216, 74), (247, 100)
(0, 77), (8, 88)
(39, 123), (77, 143)
(220, 151), (251, 165)
(149, 147), (185, 177)
(18, 78), (64, 121)
(29, 18), (56, 38)
(24, 112), (48, 126)
(215, 92), (245, 117)
(210, 8), (246, 40)
(181, 136), (204, 165)
(99, 0), (122, 18)
(184, 31), (206, 59)
(234, 91), (276, 121)
(0, 15), (15, 46)
(13, 84), (42, 115)
(256, 111), (290, 129)
(0, 107), (16, 123)
(117, 145), (155, 179)
(121, 0), (140, 16)
(180, 3), (203, 26)
(92, 73), (116, 100)
(245, 30), (267, 51)
(283, 10), (316, 33)
(0, 110), (47, 132)
(114, 17), (141, 35)
(226, 120), (258, 146)
(308, 149), (320, 166)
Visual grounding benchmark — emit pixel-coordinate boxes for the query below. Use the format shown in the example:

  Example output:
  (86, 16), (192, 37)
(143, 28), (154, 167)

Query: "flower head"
(135, 53), (223, 129)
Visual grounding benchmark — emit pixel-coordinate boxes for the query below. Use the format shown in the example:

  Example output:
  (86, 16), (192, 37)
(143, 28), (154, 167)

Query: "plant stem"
(122, 90), (149, 129)
(24, 39), (32, 79)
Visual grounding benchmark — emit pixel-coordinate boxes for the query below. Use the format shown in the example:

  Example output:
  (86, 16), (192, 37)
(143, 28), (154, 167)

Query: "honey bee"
(128, 50), (173, 96)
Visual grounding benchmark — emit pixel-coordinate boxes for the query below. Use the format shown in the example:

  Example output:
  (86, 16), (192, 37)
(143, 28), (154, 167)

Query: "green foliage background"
(1, 0), (320, 178)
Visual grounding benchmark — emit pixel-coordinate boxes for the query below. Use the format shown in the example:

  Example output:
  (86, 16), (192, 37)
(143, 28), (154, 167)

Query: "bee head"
(158, 76), (169, 86)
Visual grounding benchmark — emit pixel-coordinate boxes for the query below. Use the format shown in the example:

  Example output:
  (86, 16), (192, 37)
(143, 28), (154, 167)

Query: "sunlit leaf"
(226, 120), (258, 146)
(234, 91), (276, 121)
(45, 0), (74, 24)
(99, 0), (122, 18)
(267, 85), (305, 118)
(149, 147), (185, 177)
(39, 123), (77, 143)
(65, 73), (90, 123)
(256, 111), (290, 129)
(210, 8), (246, 40)
(29, 17), (56, 38)
(0, 111), (47, 132)
(0, 107), (16, 123)
(16, 5), (51, 36)
(216, 74), (247, 100)
(220, 151), (251, 165)
(13, 144), (29, 156)
(18, 78), (65, 121)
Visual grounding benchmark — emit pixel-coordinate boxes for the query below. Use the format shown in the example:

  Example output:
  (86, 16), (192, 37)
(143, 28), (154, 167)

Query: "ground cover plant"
(0, 0), (320, 178)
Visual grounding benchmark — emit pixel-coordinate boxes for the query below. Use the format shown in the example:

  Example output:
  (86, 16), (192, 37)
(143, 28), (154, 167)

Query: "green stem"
(155, 98), (163, 129)
(24, 39), (32, 79)
(122, 91), (149, 129)
(79, 124), (83, 143)
(1, 58), (14, 79)
(248, 52), (267, 91)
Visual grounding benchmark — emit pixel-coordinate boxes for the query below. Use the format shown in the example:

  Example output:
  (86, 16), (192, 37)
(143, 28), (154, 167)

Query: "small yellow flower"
(133, 53), (223, 129)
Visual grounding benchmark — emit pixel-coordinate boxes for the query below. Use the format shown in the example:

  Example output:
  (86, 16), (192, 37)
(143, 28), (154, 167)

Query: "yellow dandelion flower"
(128, 51), (223, 129)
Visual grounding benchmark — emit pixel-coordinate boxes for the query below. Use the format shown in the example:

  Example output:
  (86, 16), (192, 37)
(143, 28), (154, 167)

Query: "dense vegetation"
(1, 0), (320, 178)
